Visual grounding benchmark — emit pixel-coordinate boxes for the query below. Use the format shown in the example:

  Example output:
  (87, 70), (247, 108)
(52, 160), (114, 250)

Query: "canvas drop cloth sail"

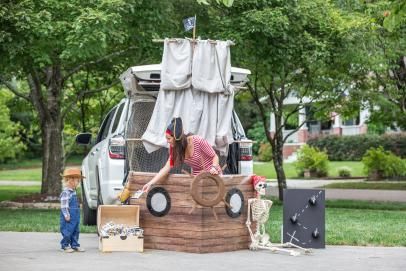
(141, 38), (235, 155)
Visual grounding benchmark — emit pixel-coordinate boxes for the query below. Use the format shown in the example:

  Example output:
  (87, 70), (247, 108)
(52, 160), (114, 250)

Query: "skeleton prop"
(246, 175), (311, 256)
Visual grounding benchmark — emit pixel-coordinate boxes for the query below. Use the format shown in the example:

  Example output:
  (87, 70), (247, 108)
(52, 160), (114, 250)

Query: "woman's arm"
(142, 158), (171, 192)
(209, 154), (221, 175)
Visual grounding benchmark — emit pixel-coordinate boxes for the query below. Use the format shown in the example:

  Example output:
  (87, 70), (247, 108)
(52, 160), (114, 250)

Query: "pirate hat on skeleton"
(166, 117), (183, 141)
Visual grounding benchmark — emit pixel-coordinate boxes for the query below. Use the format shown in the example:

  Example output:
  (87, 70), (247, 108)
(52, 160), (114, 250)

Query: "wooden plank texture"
(127, 171), (255, 253)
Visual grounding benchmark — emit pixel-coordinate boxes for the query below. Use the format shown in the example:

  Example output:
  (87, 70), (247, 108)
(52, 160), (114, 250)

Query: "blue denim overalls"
(60, 191), (81, 249)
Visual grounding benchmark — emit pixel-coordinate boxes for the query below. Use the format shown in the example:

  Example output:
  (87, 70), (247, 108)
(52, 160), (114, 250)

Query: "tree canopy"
(0, 0), (176, 195)
(0, 0), (404, 197)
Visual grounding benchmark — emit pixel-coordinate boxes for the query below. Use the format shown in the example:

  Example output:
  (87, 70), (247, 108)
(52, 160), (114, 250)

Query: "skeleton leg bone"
(277, 242), (312, 254)
(246, 198), (302, 256)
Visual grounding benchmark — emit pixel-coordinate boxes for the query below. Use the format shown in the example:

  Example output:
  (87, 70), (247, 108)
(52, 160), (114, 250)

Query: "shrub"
(295, 145), (329, 177)
(362, 147), (406, 180)
(247, 121), (267, 155)
(338, 167), (351, 178)
(307, 133), (406, 161)
(258, 143), (273, 162)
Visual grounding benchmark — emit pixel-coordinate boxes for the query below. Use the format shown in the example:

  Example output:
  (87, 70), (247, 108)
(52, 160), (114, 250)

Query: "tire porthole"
(225, 188), (244, 218)
(146, 187), (171, 217)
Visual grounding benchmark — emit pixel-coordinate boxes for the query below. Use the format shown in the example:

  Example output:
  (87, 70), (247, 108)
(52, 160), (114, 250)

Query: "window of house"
(342, 115), (360, 126)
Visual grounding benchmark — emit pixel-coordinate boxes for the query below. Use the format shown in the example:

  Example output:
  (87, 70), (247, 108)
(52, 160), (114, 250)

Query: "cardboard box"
(97, 205), (144, 252)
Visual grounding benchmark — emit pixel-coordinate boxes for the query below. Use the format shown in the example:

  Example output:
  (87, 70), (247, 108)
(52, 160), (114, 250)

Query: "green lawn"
(0, 168), (41, 181)
(265, 205), (406, 246)
(322, 182), (406, 190)
(0, 185), (83, 203)
(0, 155), (83, 170)
(0, 155), (83, 182)
(0, 208), (96, 233)
(0, 186), (40, 202)
(254, 161), (365, 179)
(1, 201), (404, 246)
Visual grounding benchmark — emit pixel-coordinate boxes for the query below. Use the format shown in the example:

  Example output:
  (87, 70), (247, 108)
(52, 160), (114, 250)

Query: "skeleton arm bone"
(246, 198), (255, 242)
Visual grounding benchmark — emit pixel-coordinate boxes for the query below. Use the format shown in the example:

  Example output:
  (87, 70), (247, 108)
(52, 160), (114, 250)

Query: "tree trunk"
(273, 141), (287, 201)
(28, 66), (65, 196)
(40, 119), (64, 195)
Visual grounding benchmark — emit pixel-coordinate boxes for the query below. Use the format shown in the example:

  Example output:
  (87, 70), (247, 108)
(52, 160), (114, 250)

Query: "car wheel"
(81, 181), (97, 225)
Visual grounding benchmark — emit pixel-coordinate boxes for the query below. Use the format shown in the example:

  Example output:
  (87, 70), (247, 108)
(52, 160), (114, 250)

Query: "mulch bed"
(13, 193), (61, 203)
(12, 194), (82, 203)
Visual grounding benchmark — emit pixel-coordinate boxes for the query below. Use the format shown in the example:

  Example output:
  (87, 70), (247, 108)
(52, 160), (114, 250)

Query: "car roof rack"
(120, 64), (250, 97)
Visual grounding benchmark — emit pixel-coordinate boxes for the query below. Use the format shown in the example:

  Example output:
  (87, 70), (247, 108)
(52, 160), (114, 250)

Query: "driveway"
(0, 232), (405, 271)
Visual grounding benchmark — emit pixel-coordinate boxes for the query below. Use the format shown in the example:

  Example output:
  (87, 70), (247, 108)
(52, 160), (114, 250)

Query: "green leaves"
(197, 0), (234, 7)
(383, 0), (406, 32)
(0, 90), (26, 163)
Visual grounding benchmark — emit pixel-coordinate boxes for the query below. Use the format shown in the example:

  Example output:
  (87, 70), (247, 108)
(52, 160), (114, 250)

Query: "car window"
(96, 107), (117, 143)
(111, 102), (125, 134)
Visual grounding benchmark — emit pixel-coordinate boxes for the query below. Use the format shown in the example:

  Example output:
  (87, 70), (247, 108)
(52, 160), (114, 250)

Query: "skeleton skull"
(252, 175), (267, 196)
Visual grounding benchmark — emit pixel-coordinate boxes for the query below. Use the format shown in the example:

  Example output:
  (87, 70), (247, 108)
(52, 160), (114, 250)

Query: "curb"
(0, 201), (60, 209)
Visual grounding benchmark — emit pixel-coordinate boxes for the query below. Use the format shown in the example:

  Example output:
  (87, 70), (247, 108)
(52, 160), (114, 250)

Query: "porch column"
(297, 107), (308, 143)
(332, 112), (342, 135)
(270, 112), (276, 132)
(359, 108), (369, 134)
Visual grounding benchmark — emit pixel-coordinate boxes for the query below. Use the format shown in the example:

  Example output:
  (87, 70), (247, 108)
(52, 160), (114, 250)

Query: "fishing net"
(125, 94), (229, 174)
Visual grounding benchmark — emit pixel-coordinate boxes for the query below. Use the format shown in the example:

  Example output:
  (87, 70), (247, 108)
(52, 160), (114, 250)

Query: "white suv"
(76, 64), (253, 225)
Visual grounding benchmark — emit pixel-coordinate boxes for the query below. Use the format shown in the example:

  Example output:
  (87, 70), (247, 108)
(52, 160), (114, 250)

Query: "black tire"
(81, 181), (97, 225)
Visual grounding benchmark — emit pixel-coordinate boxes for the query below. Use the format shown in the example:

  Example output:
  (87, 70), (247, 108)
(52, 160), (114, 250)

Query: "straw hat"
(61, 168), (85, 180)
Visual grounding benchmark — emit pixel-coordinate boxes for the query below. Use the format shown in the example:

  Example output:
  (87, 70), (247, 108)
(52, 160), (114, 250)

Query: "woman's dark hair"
(167, 118), (188, 166)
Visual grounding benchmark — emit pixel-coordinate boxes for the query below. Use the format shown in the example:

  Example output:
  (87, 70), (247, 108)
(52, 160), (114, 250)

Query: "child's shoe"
(72, 247), (85, 252)
(62, 247), (74, 253)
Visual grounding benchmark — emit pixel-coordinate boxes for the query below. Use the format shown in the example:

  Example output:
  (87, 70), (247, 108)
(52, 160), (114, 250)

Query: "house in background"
(269, 94), (369, 161)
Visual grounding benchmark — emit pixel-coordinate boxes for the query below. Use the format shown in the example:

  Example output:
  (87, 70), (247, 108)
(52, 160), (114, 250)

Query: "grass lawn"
(266, 199), (406, 246)
(0, 155), (84, 182)
(265, 205), (406, 246)
(0, 168), (41, 182)
(0, 186), (40, 202)
(0, 200), (405, 246)
(0, 208), (96, 233)
(321, 182), (406, 190)
(254, 161), (365, 179)
(0, 185), (83, 202)
(0, 155), (83, 170)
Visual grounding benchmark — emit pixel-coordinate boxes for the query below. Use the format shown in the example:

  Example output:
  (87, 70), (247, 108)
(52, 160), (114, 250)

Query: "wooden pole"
(193, 14), (196, 40)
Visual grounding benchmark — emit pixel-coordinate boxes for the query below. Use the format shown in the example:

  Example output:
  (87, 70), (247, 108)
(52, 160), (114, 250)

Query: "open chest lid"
(97, 205), (140, 232)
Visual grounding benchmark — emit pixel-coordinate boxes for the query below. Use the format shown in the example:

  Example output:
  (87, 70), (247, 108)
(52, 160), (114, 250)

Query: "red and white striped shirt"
(184, 135), (219, 176)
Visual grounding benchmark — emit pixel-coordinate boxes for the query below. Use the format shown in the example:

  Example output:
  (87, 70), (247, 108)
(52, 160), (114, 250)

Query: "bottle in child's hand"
(132, 190), (144, 199)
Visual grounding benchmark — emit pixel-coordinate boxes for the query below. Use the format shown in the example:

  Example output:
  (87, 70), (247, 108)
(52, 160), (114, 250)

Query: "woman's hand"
(142, 182), (152, 193)
(209, 165), (220, 175)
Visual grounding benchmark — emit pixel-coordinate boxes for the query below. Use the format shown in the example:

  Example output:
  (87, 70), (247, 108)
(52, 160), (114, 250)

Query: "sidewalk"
(0, 180), (39, 186)
(267, 179), (406, 202)
(0, 232), (405, 271)
(2, 179), (406, 203)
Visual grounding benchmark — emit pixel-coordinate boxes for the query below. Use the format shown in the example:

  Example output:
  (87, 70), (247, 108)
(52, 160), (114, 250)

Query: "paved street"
(2, 179), (406, 202)
(267, 179), (406, 202)
(0, 232), (405, 271)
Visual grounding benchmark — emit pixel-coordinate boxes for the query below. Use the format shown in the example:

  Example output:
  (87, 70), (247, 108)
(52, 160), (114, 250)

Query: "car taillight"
(240, 154), (253, 161)
(239, 140), (253, 161)
(109, 136), (126, 159)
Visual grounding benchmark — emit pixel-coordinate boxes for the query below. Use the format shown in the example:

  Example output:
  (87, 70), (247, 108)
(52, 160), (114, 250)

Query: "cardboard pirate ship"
(121, 37), (255, 253)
